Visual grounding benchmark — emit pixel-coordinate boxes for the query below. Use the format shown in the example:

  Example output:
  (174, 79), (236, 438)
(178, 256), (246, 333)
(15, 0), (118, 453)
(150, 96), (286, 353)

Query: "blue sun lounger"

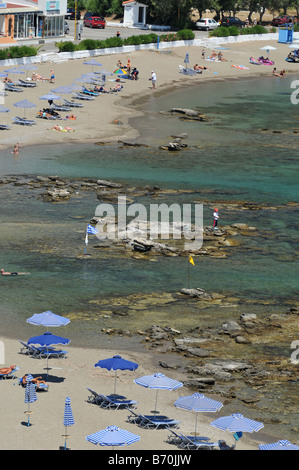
(87, 388), (137, 410)
(63, 99), (83, 108)
(13, 116), (36, 126)
(0, 366), (20, 380)
(127, 409), (180, 430)
(0, 124), (10, 130)
(72, 92), (94, 101)
(17, 79), (37, 88)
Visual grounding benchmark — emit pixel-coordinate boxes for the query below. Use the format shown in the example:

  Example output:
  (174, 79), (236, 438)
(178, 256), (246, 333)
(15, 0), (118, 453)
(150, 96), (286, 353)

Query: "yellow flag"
(189, 255), (195, 266)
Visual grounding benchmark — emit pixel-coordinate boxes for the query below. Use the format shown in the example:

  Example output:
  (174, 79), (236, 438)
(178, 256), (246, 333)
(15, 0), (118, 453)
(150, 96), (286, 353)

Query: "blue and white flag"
(87, 224), (98, 235)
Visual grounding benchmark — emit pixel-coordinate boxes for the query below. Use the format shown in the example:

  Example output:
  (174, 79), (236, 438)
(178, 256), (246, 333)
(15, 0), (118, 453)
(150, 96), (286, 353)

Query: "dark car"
(83, 12), (106, 28)
(66, 8), (81, 20)
(271, 15), (297, 26)
(220, 17), (245, 27)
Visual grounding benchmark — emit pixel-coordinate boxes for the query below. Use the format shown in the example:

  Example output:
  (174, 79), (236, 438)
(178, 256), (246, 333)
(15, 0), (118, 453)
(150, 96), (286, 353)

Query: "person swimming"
(1, 268), (30, 275)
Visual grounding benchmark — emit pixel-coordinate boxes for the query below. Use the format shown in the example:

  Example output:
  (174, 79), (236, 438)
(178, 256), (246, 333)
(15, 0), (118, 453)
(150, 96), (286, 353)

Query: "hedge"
(0, 45), (38, 60)
(209, 24), (269, 37)
(55, 29), (195, 52)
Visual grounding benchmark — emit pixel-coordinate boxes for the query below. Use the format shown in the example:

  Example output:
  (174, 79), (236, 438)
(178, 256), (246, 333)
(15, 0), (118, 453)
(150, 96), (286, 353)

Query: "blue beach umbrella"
(0, 72), (8, 78)
(28, 332), (70, 377)
(210, 413), (264, 448)
(63, 396), (75, 450)
(86, 425), (140, 449)
(19, 64), (38, 78)
(259, 439), (299, 450)
(134, 373), (183, 414)
(51, 86), (73, 94)
(39, 93), (61, 102)
(184, 52), (190, 64)
(83, 59), (103, 73)
(27, 311), (70, 327)
(13, 99), (36, 118)
(24, 374), (37, 426)
(95, 355), (138, 395)
(174, 393), (223, 436)
(0, 105), (9, 112)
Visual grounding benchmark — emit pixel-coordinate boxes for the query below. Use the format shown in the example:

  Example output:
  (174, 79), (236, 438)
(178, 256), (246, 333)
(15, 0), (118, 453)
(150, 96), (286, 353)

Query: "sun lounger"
(13, 116), (36, 126)
(72, 92), (94, 101)
(166, 428), (211, 448)
(16, 79), (37, 88)
(18, 376), (49, 391)
(86, 388), (137, 410)
(0, 366), (20, 380)
(0, 124), (10, 130)
(19, 341), (41, 356)
(127, 409), (180, 430)
(63, 99), (83, 108)
(50, 103), (72, 112)
(81, 86), (99, 96)
(218, 439), (235, 450)
(5, 83), (23, 92)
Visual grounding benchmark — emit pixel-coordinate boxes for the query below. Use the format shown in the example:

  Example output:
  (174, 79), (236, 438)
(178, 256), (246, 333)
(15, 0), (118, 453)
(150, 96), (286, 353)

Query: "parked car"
(66, 8), (80, 20)
(64, 21), (69, 34)
(271, 15), (298, 26)
(220, 17), (245, 27)
(196, 18), (220, 30)
(83, 12), (106, 28)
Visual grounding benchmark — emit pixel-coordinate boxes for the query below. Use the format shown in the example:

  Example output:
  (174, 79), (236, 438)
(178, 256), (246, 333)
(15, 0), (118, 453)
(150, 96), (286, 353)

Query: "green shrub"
(240, 25), (268, 35)
(104, 36), (123, 48)
(209, 26), (229, 37)
(123, 35), (142, 46)
(58, 41), (76, 52)
(0, 49), (7, 60)
(294, 24), (299, 32)
(176, 29), (195, 40)
(80, 39), (99, 50)
(227, 26), (239, 36)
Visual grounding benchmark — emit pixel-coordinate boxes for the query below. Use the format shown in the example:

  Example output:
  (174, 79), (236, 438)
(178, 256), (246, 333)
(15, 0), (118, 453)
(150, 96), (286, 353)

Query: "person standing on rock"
(213, 208), (219, 229)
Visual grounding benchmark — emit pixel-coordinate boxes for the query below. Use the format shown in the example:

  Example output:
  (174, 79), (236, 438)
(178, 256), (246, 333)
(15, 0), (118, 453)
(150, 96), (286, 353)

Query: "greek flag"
(87, 224), (98, 235)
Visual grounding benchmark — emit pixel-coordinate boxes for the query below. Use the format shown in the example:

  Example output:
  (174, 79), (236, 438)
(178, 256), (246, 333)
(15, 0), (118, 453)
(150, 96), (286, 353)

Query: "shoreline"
(0, 40), (298, 450)
(0, 40), (298, 152)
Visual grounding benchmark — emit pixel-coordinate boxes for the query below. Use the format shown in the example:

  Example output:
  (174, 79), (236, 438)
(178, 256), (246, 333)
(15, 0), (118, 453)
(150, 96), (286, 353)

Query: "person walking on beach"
(50, 69), (55, 83)
(213, 208), (219, 229)
(150, 71), (156, 89)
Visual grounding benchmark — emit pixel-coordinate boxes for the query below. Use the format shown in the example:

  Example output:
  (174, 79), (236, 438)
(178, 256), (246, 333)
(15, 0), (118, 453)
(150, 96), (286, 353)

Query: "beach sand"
(0, 336), (268, 450)
(0, 39), (297, 151)
(0, 38), (296, 450)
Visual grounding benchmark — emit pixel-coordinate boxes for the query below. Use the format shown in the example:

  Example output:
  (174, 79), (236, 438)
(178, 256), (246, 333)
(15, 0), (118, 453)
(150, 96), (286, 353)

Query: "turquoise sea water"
(0, 74), (298, 440)
(0, 75), (298, 337)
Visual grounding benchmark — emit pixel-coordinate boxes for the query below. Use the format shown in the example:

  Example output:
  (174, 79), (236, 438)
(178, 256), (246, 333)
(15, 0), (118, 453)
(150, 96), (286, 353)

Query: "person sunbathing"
(0, 365), (16, 374)
(94, 85), (109, 93)
(1, 268), (29, 275)
(22, 375), (48, 387)
(194, 64), (210, 71)
(66, 113), (76, 120)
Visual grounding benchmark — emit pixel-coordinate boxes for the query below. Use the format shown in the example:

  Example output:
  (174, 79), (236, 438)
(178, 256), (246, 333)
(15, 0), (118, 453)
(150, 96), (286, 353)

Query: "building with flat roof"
(0, 0), (67, 43)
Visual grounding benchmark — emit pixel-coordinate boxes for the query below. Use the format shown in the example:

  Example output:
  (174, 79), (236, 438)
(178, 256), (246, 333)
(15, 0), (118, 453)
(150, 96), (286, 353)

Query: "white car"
(196, 18), (220, 30)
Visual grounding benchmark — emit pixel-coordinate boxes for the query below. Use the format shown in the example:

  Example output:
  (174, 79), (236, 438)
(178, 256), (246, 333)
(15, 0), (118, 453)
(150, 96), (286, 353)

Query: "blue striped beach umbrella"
(86, 426), (140, 449)
(95, 355), (138, 395)
(174, 393), (223, 436)
(184, 52), (190, 64)
(13, 99), (36, 118)
(210, 413), (264, 448)
(83, 59), (103, 72)
(259, 440), (299, 450)
(27, 311), (70, 327)
(63, 397), (75, 450)
(134, 373), (183, 414)
(24, 374), (37, 426)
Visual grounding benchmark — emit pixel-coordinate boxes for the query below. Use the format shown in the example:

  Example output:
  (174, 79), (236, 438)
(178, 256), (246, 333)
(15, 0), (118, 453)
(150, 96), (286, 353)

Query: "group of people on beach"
(272, 67), (285, 77)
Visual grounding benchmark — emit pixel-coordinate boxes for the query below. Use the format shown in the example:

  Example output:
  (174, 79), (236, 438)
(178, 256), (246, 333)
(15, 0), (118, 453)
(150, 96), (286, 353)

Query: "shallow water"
(0, 75), (298, 440)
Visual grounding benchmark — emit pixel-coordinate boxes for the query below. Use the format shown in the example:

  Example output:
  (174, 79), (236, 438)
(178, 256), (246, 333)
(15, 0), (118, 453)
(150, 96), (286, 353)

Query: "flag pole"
(84, 228), (88, 255)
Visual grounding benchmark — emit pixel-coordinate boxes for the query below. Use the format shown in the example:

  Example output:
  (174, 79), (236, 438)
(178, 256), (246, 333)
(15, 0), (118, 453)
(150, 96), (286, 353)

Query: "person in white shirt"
(151, 71), (156, 89)
(213, 208), (219, 229)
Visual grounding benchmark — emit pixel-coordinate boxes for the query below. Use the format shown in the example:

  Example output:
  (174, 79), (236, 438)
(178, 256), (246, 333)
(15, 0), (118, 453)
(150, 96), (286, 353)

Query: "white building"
(0, 0), (67, 43)
(122, 0), (147, 28)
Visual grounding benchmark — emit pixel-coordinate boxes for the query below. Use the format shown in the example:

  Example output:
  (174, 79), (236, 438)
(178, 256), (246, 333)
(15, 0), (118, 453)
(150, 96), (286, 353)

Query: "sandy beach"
(0, 38), (298, 151)
(0, 38), (298, 451)
(0, 335), (271, 450)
